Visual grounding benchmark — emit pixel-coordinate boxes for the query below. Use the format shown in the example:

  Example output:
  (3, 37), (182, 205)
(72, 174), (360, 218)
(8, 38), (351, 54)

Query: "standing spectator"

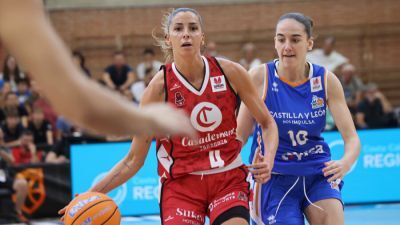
(339, 63), (364, 112)
(16, 79), (32, 106)
(72, 51), (91, 77)
(11, 130), (42, 165)
(27, 107), (53, 146)
(102, 51), (136, 92)
(307, 36), (348, 73)
(136, 48), (162, 81)
(356, 83), (398, 129)
(0, 55), (26, 92)
(239, 42), (262, 71)
(2, 109), (24, 147)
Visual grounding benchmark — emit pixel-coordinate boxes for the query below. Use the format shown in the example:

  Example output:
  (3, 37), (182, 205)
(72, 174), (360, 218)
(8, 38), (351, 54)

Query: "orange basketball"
(64, 192), (121, 225)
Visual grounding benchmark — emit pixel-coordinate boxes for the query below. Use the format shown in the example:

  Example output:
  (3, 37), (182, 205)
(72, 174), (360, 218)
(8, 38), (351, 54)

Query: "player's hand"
(322, 160), (350, 182)
(247, 148), (272, 184)
(141, 103), (197, 139)
(58, 193), (79, 222)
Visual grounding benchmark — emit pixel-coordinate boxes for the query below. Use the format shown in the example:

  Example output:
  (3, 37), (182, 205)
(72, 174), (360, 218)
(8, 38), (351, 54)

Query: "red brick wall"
(47, 0), (400, 104)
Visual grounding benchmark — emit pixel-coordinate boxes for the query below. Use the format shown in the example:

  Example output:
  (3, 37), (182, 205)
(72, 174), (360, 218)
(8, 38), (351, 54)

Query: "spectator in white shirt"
(307, 36), (348, 73)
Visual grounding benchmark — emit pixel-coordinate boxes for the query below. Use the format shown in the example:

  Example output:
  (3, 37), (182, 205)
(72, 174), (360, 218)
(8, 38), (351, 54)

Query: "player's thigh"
(160, 176), (207, 225)
(304, 198), (344, 225)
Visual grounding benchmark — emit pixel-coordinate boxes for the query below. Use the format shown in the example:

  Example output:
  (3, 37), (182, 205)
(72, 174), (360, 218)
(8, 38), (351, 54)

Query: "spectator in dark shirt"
(0, 92), (29, 127)
(0, 55), (26, 92)
(0, 127), (29, 223)
(27, 107), (53, 146)
(356, 83), (398, 129)
(16, 79), (32, 106)
(102, 51), (136, 92)
(2, 109), (24, 147)
(45, 138), (69, 164)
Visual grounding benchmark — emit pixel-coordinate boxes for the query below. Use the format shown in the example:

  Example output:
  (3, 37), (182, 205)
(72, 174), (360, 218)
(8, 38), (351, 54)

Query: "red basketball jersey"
(157, 56), (242, 179)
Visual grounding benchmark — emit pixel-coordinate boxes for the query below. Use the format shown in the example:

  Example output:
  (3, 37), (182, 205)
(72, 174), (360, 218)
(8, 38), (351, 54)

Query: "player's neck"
(278, 61), (309, 83)
(174, 54), (204, 82)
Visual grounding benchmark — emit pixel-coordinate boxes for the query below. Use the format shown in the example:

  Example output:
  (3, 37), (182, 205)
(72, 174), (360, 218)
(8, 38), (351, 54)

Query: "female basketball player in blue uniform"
(237, 13), (360, 225)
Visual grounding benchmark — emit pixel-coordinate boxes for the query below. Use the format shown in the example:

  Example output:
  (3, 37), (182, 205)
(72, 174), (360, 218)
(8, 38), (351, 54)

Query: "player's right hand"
(141, 103), (197, 139)
(247, 148), (272, 184)
(58, 193), (79, 222)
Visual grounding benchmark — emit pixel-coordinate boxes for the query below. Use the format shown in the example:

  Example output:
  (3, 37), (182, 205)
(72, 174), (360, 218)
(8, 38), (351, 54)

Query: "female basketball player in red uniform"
(0, 0), (195, 138)
(60, 8), (279, 225)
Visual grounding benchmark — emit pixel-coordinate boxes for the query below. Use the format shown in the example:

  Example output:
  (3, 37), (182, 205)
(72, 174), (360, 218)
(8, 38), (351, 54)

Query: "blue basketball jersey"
(250, 60), (331, 176)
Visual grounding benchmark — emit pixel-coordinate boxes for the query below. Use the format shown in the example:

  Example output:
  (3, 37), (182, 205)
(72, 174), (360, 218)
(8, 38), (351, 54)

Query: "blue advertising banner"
(71, 128), (400, 216)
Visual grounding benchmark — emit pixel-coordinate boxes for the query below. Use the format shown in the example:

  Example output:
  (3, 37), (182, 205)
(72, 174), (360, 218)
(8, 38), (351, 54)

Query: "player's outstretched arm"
(58, 72), (167, 220)
(220, 59), (279, 184)
(0, 0), (195, 138)
(322, 72), (361, 182)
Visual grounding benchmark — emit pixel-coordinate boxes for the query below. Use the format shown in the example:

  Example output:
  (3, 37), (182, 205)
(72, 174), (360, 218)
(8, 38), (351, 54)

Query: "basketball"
(64, 192), (120, 225)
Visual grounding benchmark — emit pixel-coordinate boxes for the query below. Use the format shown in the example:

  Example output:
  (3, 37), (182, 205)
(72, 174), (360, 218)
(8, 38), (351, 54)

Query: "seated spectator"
(307, 36), (348, 73)
(339, 63), (364, 112)
(0, 55), (26, 92)
(356, 83), (398, 129)
(27, 107), (53, 146)
(102, 51), (136, 92)
(26, 81), (58, 129)
(55, 116), (74, 141)
(0, 82), (11, 108)
(2, 109), (24, 147)
(0, 128), (29, 223)
(11, 130), (42, 165)
(16, 79), (32, 106)
(204, 41), (227, 59)
(0, 92), (29, 127)
(72, 50), (91, 77)
(136, 48), (162, 81)
(239, 42), (262, 71)
(131, 67), (155, 103)
(45, 138), (69, 164)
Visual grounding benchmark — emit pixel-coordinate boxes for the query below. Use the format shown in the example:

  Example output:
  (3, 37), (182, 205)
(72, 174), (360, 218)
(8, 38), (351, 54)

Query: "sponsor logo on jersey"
(175, 92), (185, 107)
(281, 145), (324, 161)
(170, 83), (181, 91)
(311, 95), (324, 109)
(210, 75), (227, 92)
(310, 76), (322, 92)
(190, 102), (222, 132)
(272, 81), (279, 92)
(330, 179), (341, 191)
(237, 191), (248, 202)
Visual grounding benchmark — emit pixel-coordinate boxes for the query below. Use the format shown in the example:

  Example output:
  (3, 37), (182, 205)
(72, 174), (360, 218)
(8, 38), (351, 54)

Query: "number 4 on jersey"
(209, 150), (225, 168)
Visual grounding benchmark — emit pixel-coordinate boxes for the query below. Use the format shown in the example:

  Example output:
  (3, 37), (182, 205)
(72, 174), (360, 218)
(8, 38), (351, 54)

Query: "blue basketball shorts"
(250, 174), (344, 225)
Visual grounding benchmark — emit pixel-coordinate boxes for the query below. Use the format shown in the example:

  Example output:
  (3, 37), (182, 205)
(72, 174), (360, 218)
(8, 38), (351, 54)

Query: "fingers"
(323, 166), (340, 177)
(328, 173), (343, 183)
(58, 206), (66, 215)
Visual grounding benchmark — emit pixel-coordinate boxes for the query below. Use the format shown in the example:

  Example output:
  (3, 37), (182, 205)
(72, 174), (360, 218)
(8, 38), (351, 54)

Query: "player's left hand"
(322, 160), (350, 182)
(247, 149), (272, 184)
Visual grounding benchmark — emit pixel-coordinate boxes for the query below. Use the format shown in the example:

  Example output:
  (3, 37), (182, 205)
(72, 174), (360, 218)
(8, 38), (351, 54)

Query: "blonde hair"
(153, 8), (204, 63)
